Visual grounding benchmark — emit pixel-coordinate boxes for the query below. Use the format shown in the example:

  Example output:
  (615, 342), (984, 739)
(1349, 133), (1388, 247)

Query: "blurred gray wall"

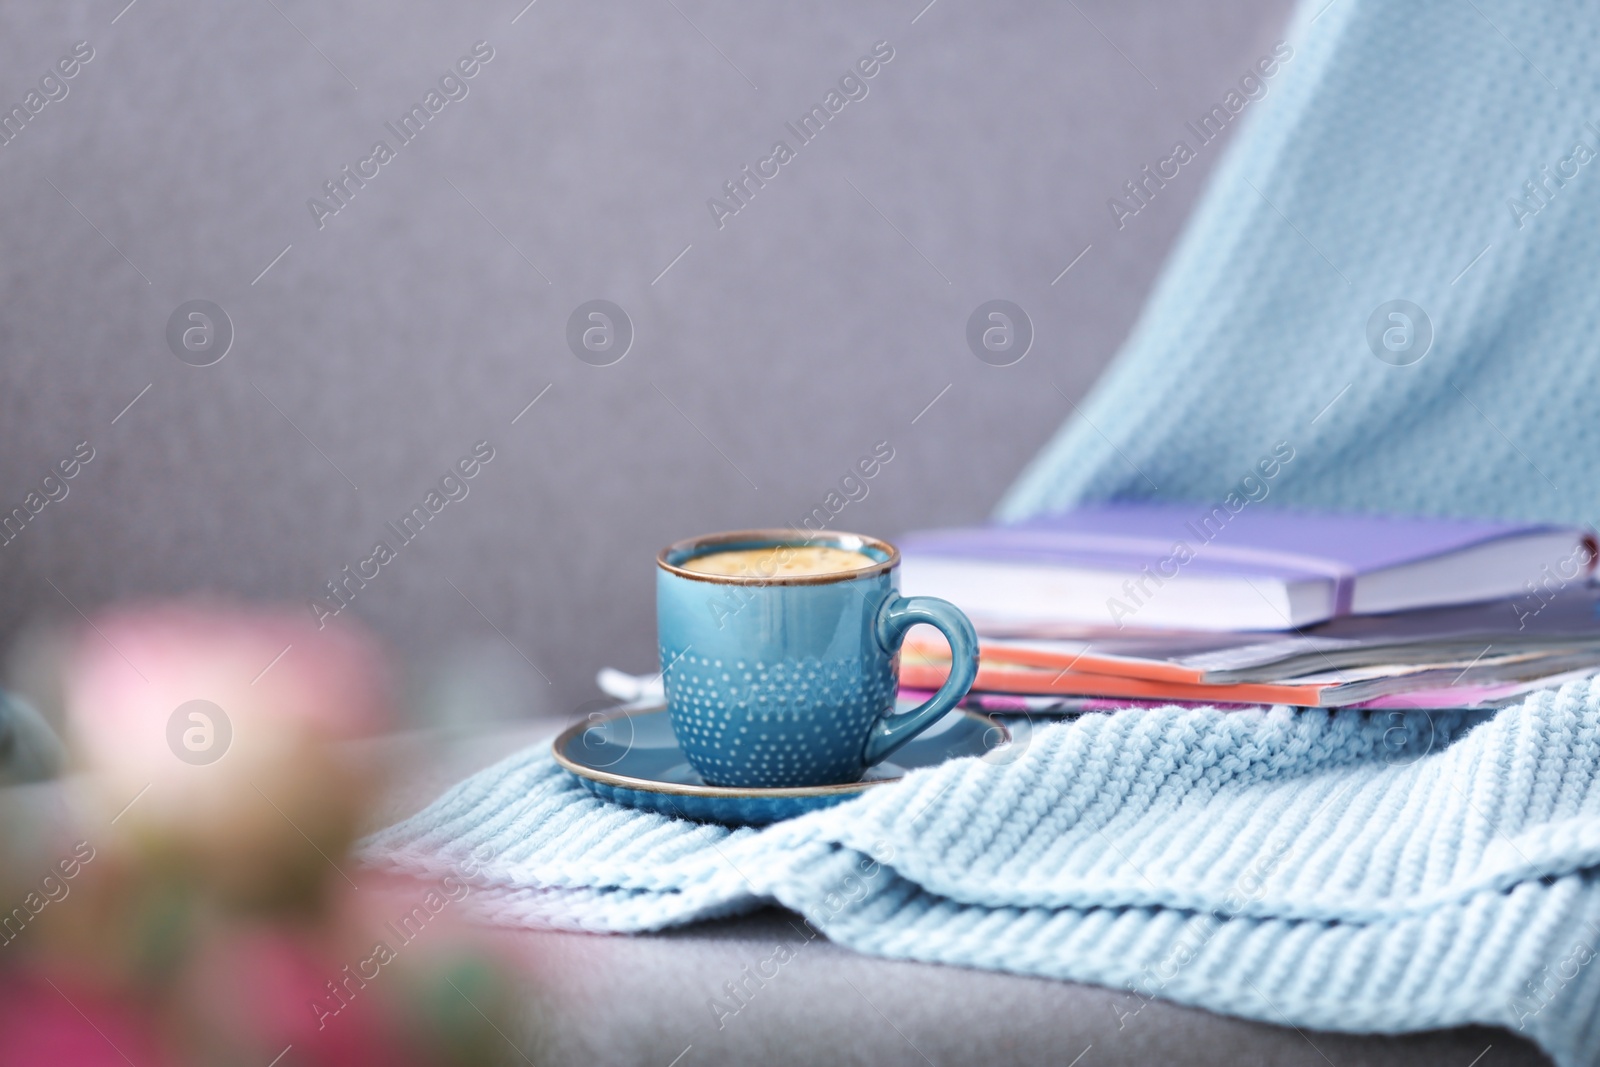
(0, 0), (1292, 717)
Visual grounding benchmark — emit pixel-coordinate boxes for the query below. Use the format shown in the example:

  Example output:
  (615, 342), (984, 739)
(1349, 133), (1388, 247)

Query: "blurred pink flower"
(0, 968), (176, 1067)
(183, 924), (422, 1067)
(62, 601), (393, 905)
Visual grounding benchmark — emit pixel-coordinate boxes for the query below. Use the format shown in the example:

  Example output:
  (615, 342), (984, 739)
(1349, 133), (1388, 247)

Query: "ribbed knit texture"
(999, 0), (1600, 525)
(365, 1), (1600, 1062)
(363, 687), (1600, 1066)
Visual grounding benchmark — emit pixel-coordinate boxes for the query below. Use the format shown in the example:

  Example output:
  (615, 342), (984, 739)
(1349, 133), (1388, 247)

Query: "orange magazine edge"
(904, 635), (1207, 685)
(900, 660), (1328, 706)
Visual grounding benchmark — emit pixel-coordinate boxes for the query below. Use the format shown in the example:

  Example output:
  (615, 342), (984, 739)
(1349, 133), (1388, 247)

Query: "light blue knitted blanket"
(1000, 0), (1600, 526)
(363, 693), (1600, 1065)
(365, 0), (1600, 1062)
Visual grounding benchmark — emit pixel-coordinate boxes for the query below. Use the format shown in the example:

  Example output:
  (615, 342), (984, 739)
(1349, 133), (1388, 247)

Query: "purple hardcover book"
(898, 503), (1593, 631)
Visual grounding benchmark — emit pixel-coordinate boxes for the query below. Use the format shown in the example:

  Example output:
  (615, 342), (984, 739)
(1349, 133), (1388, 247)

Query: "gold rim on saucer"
(551, 707), (1005, 798)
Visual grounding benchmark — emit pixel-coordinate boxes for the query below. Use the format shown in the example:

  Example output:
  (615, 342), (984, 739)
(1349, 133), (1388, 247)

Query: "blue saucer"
(552, 706), (1007, 826)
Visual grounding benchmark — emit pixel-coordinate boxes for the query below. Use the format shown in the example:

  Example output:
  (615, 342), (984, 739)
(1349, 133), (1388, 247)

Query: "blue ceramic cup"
(656, 530), (979, 788)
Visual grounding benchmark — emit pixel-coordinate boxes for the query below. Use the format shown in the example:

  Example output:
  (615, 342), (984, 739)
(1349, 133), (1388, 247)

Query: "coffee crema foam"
(682, 544), (876, 578)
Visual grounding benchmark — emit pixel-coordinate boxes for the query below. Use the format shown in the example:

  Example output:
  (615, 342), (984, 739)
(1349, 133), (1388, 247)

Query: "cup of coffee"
(656, 530), (978, 788)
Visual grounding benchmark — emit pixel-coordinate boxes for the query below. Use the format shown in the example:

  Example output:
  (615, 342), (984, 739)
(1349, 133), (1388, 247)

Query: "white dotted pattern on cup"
(660, 650), (895, 787)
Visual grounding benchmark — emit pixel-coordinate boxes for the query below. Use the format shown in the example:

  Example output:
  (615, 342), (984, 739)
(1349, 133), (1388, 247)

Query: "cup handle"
(863, 594), (979, 766)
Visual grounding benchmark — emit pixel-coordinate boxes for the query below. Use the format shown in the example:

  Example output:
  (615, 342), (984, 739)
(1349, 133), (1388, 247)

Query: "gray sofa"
(0, 1), (1551, 1062)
